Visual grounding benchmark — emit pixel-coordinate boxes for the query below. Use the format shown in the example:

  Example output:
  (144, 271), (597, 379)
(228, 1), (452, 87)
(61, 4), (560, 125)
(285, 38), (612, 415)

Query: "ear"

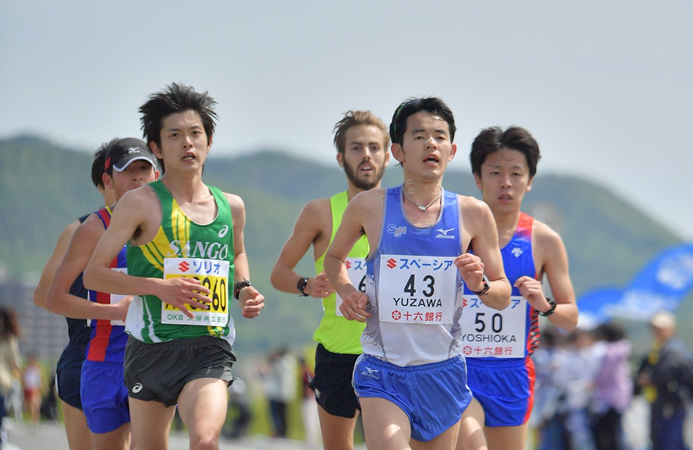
(391, 143), (404, 164)
(154, 169), (161, 181)
(526, 176), (533, 192)
(448, 143), (457, 161)
(149, 141), (162, 159)
(336, 152), (344, 168)
(384, 149), (391, 167)
(207, 135), (213, 153)
(474, 173), (482, 191)
(102, 172), (114, 190)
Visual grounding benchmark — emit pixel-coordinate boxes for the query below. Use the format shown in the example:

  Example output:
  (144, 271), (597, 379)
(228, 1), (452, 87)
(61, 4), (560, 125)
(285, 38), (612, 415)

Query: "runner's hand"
(239, 286), (265, 319)
(339, 290), (370, 322)
(156, 277), (211, 318)
(112, 295), (134, 322)
(307, 272), (335, 298)
(454, 253), (485, 292)
(514, 276), (551, 312)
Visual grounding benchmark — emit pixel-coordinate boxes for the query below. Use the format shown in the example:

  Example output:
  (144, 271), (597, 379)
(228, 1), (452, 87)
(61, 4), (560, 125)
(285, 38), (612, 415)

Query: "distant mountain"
(0, 136), (686, 355)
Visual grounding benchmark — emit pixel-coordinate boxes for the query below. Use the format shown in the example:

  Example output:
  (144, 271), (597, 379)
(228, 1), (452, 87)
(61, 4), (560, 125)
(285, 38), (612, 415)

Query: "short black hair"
(92, 138), (119, 186)
(470, 126), (541, 178)
(140, 82), (218, 148)
(389, 97), (456, 146)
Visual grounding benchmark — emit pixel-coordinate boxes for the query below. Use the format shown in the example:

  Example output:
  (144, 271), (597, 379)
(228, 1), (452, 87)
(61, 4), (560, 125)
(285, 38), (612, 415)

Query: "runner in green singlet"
(84, 83), (265, 450)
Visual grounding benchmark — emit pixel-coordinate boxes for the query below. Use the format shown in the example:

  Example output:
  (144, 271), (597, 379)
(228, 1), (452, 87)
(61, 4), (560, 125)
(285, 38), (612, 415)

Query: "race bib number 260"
(162, 258), (229, 326)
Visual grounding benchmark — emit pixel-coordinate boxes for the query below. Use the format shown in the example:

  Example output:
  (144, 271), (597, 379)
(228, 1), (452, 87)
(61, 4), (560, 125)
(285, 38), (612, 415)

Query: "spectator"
(591, 322), (632, 450)
(637, 311), (693, 450)
(259, 348), (297, 438)
(0, 307), (22, 444)
(22, 353), (44, 425)
(299, 357), (321, 445)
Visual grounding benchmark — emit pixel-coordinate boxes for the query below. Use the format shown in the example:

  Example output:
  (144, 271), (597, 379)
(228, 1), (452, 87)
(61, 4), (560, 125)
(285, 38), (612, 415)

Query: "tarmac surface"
(4, 420), (366, 450)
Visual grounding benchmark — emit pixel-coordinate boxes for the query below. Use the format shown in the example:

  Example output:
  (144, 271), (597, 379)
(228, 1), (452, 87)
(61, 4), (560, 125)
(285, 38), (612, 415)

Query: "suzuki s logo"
(218, 225), (229, 238)
(178, 261), (190, 272)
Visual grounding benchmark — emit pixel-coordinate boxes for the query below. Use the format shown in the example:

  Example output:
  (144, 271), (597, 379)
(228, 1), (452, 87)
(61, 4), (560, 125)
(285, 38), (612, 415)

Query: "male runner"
(271, 110), (389, 449)
(324, 97), (510, 450)
(84, 83), (265, 450)
(457, 126), (578, 450)
(34, 143), (116, 450)
(47, 138), (159, 449)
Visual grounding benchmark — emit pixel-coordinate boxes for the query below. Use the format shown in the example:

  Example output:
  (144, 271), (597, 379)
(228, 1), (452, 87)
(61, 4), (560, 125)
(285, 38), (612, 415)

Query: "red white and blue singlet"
(461, 212), (539, 427)
(85, 207), (128, 364)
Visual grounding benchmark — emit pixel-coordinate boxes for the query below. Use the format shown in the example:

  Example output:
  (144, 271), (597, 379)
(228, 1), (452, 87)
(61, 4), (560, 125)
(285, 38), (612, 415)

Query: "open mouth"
(182, 152), (196, 161)
(359, 163), (374, 173)
(424, 154), (440, 164)
(499, 193), (513, 201)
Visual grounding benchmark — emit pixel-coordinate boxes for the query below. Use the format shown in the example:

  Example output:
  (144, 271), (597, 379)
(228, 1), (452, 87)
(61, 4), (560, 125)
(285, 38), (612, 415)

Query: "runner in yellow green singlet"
(271, 110), (390, 449)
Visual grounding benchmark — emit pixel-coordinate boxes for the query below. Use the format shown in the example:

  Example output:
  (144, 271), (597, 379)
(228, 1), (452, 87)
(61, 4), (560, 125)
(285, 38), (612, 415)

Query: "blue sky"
(2, 0), (692, 238)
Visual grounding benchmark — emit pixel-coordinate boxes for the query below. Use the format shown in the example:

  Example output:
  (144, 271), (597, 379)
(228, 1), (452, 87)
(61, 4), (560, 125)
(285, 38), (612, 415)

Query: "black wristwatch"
(234, 278), (251, 300)
(297, 277), (310, 297)
(471, 274), (490, 296)
(538, 297), (557, 317)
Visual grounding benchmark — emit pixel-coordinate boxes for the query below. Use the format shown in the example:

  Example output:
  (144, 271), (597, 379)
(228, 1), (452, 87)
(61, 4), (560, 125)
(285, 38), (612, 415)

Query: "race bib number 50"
(162, 258), (229, 326)
(460, 295), (527, 358)
(378, 254), (457, 325)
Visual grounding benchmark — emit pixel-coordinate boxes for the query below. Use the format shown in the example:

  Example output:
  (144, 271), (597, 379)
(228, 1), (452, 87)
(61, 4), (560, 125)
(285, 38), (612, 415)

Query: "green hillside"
(0, 136), (686, 355)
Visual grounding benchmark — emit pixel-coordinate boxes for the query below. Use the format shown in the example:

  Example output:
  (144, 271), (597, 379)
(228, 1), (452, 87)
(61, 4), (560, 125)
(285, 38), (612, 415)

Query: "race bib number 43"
(162, 258), (229, 326)
(378, 254), (457, 325)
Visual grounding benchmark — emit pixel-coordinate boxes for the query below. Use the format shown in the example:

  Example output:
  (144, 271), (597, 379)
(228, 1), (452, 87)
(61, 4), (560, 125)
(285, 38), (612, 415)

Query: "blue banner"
(577, 244), (693, 323)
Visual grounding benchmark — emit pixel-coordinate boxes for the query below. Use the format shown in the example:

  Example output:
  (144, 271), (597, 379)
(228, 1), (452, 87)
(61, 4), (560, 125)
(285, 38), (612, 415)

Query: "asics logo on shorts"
(362, 367), (380, 380)
(132, 383), (143, 393)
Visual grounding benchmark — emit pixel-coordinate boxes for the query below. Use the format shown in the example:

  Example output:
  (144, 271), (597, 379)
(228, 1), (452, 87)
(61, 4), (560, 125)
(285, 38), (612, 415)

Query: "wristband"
(537, 297), (557, 317)
(234, 278), (251, 300)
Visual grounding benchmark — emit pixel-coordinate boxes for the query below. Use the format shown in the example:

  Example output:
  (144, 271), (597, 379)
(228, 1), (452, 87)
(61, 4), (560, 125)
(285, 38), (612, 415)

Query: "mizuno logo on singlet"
(512, 248), (523, 257)
(435, 227), (456, 239)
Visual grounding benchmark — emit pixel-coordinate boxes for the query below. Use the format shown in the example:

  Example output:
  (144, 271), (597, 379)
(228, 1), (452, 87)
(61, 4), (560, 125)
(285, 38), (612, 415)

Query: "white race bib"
(109, 267), (128, 326)
(460, 295), (527, 358)
(377, 254), (457, 325)
(335, 258), (367, 317)
(161, 257), (230, 326)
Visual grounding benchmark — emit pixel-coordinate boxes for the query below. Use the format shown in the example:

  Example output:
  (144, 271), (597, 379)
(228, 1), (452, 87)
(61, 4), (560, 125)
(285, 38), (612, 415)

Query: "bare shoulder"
(299, 197), (332, 226)
(532, 219), (568, 265)
(458, 194), (493, 223)
(351, 188), (387, 210)
(223, 191), (245, 212)
(117, 183), (160, 211)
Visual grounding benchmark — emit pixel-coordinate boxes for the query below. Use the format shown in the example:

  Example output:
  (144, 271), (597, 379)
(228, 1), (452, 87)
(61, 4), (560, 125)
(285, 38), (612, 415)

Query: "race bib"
(460, 295), (527, 358)
(161, 257), (229, 326)
(377, 254), (457, 325)
(335, 258), (367, 317)
(109, 267), (128, 326)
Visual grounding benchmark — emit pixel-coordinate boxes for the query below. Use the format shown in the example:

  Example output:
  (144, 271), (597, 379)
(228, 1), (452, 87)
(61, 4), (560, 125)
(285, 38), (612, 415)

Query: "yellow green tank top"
(313, 191), (369, 354)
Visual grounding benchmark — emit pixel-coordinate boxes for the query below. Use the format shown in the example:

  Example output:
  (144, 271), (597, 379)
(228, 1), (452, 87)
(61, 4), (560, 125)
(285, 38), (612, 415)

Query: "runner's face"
(152, 110), (211, 172)
(110, 161), (158, 200)
(339, 125), (389, 191)
(393, 112), (456, 181)
(474, 148), (532, 213)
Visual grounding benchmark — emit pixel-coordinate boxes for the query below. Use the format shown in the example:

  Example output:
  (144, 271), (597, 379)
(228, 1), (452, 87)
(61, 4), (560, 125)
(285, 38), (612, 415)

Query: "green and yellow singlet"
(125, 180), (236, 344)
